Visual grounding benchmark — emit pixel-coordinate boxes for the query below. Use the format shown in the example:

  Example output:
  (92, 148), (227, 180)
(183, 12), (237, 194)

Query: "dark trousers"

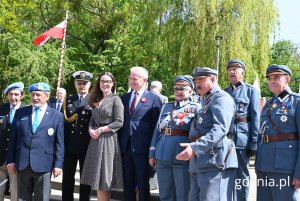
(18, 166), (51, 201)
(121, 146), (150, 201)
(62, 153), (91, 201)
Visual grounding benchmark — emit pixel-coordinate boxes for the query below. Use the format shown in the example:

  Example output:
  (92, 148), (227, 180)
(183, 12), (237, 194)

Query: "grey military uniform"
(189, 85), (238, 201)
(225, 80), (260, 201)
(150, 99), (200, 201)
(256, 87), (300, 201)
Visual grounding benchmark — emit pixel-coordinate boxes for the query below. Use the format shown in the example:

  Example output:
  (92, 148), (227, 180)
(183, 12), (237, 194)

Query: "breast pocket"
(236, 98), (249, 116)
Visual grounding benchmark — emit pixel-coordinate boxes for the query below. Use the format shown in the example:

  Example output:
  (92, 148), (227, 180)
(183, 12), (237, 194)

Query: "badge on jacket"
(48, 128), (54, 136)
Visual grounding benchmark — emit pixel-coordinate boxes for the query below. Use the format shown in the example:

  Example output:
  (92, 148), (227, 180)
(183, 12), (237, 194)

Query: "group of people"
(0, 60), (299, 201)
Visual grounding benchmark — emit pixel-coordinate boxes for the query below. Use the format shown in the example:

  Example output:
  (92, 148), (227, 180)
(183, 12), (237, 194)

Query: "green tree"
(268, 40), (300, 95)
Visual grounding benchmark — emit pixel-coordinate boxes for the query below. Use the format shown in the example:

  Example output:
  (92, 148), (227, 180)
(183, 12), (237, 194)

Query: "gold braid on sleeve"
(63, 97), (78, 123)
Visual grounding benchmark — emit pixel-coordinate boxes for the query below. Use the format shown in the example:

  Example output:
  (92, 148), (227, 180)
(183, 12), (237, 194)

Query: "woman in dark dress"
(81, 72), (124, 201)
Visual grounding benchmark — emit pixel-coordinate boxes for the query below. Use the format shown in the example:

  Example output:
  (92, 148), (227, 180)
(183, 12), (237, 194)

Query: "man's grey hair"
(57, 87), (66, 95)
(130, 66), (149, 80)
(45, 91), (51, 97)
(150, 81), (162, 91)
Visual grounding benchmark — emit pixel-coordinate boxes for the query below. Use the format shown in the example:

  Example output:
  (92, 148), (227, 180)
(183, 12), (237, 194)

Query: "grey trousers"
(18, 167), (51, 201)
(0, 163), (18, 201)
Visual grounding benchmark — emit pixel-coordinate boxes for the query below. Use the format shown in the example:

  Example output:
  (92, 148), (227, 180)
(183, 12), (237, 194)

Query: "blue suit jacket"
(118, 90), (162, 154)
(7, 105), (64, 172)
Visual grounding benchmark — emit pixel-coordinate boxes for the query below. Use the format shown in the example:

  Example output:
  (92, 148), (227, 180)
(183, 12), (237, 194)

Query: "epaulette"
(63, 97), (78, 123)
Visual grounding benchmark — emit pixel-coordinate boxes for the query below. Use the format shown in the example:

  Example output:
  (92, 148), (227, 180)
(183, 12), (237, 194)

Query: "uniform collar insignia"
(276, 90), (290, 102)
(231, 81), (242, 90)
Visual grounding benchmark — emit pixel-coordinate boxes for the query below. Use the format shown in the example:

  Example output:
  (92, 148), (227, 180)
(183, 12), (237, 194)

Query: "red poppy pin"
(140, 97), (147, 103)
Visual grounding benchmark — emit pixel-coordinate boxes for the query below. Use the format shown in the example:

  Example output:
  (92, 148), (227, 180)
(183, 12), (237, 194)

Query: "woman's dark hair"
(89, 72), (116, 108)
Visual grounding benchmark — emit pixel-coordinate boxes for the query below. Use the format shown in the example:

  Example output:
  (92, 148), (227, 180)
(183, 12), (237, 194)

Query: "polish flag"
(33, 20), (66, 46)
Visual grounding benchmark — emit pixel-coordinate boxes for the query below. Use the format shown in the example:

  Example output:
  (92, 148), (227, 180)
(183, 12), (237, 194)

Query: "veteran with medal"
(176, 67), (238, 201)
(6, 83), (64, 201)
(255, 64), (300, 201)
(62, 71), (93, 201)
(149, 75), (201, 201)
(224, 59), (260, 201)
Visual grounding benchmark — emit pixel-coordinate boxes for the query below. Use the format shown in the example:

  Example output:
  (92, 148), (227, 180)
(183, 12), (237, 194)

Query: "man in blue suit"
(7, 82), (64, 201)
(48, 87), (66, 111)
(118, 66), (162, 201)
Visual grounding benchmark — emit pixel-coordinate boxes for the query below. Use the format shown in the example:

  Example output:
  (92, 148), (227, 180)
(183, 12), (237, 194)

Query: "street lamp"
(215, 35), (223, 80)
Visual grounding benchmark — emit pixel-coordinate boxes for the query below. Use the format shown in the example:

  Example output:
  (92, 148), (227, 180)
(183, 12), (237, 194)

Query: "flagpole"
(57, 10), (68, 90)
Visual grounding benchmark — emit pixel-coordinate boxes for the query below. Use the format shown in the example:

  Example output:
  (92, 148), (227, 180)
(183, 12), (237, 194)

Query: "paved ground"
(4, 160), (300, 200)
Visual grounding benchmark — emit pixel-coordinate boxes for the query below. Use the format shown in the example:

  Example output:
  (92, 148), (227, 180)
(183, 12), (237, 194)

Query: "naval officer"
(62, 71), (93, 201)
(149, 75), (201, 201)
(176, 67), (238, 201)
(224, 59), (260, 201)
(255, 64), (300, 201)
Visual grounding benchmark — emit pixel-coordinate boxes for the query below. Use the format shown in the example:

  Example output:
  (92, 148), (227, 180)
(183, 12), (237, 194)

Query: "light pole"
(215, 35), (223, 80)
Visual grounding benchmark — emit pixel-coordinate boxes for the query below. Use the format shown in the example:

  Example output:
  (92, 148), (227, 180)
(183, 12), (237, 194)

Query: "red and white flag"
(33, 20), (66, 46)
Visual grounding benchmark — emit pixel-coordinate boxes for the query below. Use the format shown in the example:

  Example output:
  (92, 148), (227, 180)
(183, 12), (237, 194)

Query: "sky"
(275, 0), (300, 45)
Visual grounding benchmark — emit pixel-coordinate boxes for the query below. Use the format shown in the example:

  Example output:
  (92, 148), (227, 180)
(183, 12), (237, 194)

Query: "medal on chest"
(176, 111), (186, 125)
(280, 115), (288, 123)
(199, 117), (203, 124)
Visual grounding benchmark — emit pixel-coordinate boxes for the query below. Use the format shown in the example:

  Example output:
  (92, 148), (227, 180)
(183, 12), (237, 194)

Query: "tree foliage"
(268, 40), (300, 95)
(0, 0), (279, 103)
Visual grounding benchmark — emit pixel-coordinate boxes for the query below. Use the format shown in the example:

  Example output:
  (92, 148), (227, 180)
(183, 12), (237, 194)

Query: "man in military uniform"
(176, 67), (238, 201)
(149, 75), (201, 201)
(255, 64), (300, 201)
(0, 82), (25, 201)
(224, 59), (260, 201)
(62, 71), (92, 201)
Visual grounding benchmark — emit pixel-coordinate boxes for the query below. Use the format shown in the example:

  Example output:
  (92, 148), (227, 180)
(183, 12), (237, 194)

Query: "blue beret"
(72, 71), (93, 81)
(227, 59), (246, 70)
(174, 75), (194, 89)
(3, 82), (24, 95)
(266, 64), (292, 77)
(28, 82), (51, 92)
(192, 67), (218, 78)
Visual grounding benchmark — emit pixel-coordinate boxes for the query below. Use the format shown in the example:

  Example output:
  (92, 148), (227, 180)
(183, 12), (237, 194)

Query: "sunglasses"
(100, 80), (112, 84)
(174, 86), (189, 92)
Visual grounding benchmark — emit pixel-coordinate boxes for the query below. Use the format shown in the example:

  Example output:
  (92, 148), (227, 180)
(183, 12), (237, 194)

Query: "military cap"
(72, 71), (93, 81)
(174, 75), (195, 89)
(227, 59), (246, 70)
(28, 82), (51, 92)
(266, 64), (292, 77)
(3, 82), (24, 95)
(192, 67), (218, 78)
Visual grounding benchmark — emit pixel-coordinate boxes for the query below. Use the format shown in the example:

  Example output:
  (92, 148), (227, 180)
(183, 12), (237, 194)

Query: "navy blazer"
(118, 90), (162, 154)
(7, 105), (64, 172)
(0, 103), (26, 166)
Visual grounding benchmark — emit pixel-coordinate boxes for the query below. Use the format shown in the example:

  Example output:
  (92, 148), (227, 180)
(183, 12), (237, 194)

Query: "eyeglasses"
(100, 80), (112, 84)
(174, 86), (189, 92)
